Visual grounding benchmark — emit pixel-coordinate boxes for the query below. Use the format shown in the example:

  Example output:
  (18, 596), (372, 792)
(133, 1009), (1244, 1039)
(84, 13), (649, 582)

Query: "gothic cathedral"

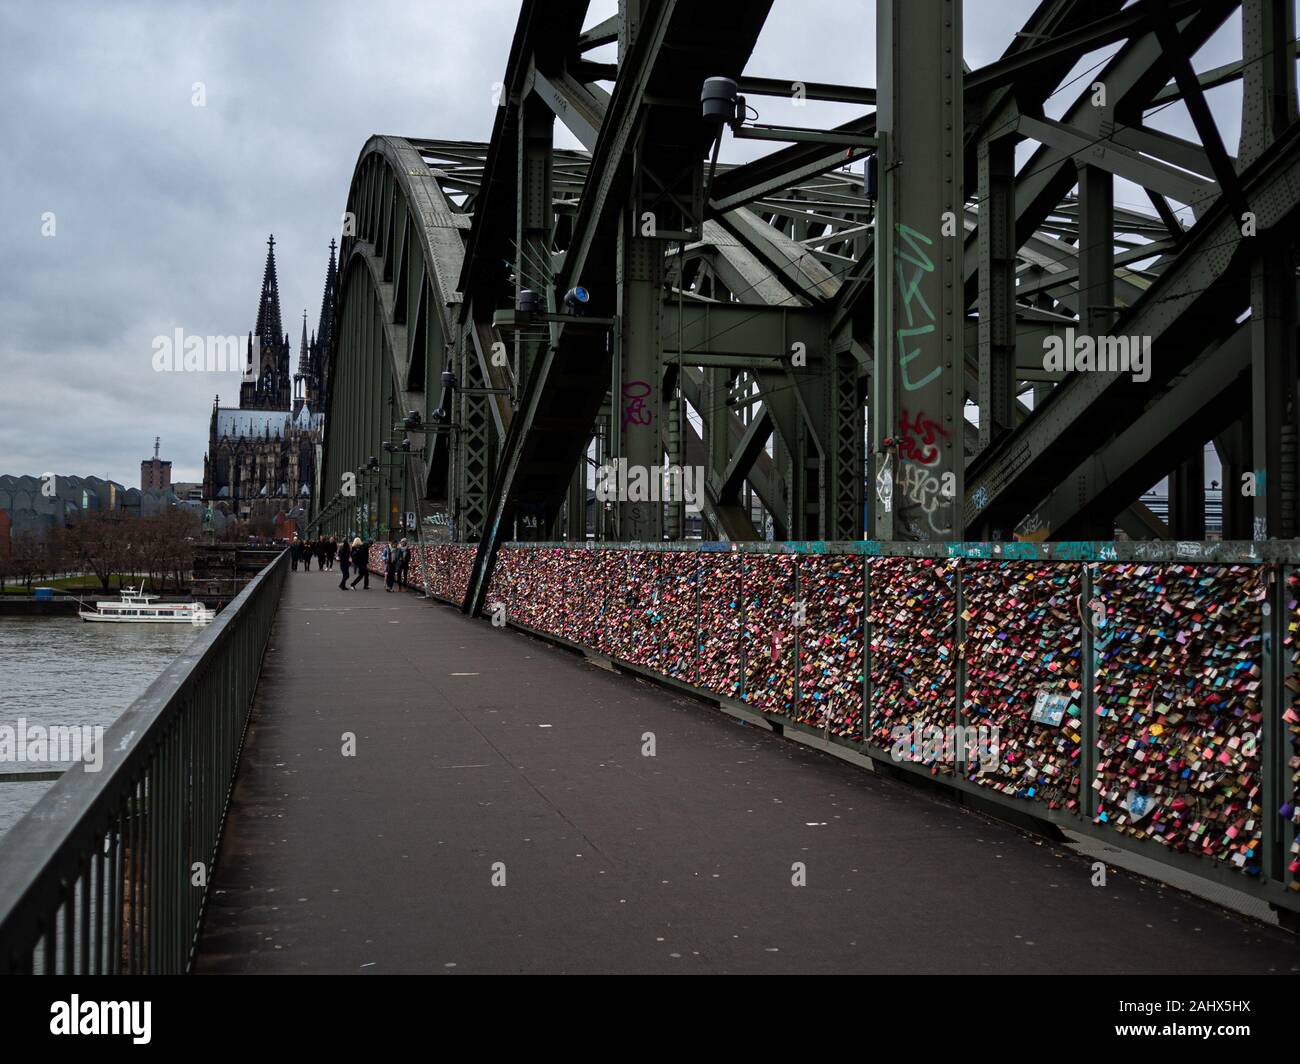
(203, 236), (337, 531)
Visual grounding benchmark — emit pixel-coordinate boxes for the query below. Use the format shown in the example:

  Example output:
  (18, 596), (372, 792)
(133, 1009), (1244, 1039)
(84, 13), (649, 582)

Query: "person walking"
(383, 541), (397, 592)
(337, 537), (351, 590)
(323, 536), (335, 571)
(290, 536), (302, 571)
(349, 536), (369, 590)
(397, 538), (411, 590)
(302, 538), (314, 572)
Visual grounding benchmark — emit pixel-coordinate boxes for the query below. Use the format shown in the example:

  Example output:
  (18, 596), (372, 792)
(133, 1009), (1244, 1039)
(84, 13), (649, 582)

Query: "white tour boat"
(78, 586), (215, 625)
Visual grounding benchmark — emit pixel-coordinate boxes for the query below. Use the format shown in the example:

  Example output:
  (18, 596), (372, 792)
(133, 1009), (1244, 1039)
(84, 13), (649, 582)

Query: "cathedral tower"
(239, 234), (292, 411)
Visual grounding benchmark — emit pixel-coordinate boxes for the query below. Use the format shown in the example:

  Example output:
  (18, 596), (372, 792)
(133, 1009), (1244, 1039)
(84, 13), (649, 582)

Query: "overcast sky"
(0, 0), (1271, 485)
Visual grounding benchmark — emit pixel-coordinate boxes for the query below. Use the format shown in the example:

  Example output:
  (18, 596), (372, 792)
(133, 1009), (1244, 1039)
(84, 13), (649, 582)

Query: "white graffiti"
(1017, 511), (1044, 535)
(897, 460), (952, 535)
(876, 454), (894, 513)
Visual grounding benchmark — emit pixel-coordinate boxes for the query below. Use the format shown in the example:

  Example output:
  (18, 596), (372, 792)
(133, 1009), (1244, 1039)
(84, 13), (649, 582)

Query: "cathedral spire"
(315, 238), (338, 365)
(253, 234), (284, 349)
(293, 311), (309, 414)
(241, 234), (292, 411)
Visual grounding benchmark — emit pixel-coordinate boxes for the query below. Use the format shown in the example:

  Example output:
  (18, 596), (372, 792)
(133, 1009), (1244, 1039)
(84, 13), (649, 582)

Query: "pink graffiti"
(622, 380), (653, 429)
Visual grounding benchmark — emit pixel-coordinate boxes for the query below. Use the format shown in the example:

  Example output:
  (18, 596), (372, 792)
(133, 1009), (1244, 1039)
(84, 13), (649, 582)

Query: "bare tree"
(9, 531), (44, 590)
(64, 511), (131, 591)
(159, 508), (198, 590)
(133, 514), (169, 591)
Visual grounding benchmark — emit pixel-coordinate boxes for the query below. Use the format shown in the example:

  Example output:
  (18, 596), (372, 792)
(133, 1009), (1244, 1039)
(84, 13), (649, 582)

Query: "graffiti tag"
(622, 380), (653, 429)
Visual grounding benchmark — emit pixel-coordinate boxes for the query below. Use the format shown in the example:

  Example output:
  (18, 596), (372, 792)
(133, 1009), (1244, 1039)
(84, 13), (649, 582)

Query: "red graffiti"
(898, 408), (948, 465)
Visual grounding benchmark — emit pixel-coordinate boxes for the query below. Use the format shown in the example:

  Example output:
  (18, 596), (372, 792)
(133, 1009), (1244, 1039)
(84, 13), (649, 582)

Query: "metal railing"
(0, 549), (288, 973)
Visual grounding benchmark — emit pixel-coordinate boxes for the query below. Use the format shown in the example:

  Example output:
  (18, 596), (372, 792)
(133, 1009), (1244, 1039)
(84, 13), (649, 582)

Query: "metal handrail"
(0, 549), (289, 973)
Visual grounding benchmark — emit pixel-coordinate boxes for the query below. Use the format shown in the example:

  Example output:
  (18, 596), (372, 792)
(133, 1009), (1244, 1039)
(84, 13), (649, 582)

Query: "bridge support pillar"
(977, 132), (1016, 455)
(1217, 422), (1253, 539)
(1250, 241), (1298, 540)
(871, 0), (964, 541)
(1168, 448), (1206, 539)
(614, 201), (666, 542)
(566, 444), (587, 541)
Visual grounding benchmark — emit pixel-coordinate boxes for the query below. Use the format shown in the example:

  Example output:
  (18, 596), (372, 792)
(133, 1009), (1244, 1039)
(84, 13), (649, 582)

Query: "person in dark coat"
(383, 541), (397, 592)
(290, 536), (302, 571)
(397, 538), (411, 589)
(349, 537), (369, 589)
(324, 537), (336, 570)
(302, 539), (314, 571)
(337, 537), (351, 589)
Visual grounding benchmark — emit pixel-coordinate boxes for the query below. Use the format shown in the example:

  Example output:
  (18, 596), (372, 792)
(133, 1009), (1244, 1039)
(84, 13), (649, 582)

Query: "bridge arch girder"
(320, 136), (490, 543)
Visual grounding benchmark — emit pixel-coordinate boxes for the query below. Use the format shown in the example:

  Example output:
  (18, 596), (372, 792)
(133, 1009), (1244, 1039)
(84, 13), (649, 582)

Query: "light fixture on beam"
(701, 74), (875, 149)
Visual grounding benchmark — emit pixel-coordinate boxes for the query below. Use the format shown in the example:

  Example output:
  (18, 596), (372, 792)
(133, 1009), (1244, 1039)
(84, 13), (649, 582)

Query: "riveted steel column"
(666, 389), (684, 539)
(1075, 161), (1116, 539)
(516, 96), (554, 391)
(1078, 163), (1115, 339)
(872, 0), (963, 541)
(566, 443), (587, 541)
(609, 0), (665, 543)
(1168, 448), (1206, 539)
(1243, 0), (1299, 538)
(1239, 0), (1298, 168)
(977, 133), (1016, 453)
(615, 196), (666, 542)
(1251, 242), (1298, 540)
(706, 368), (730, 538)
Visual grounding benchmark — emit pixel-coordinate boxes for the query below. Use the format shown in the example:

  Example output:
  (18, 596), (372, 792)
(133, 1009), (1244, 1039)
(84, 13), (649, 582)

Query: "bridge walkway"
(193, 569), (1300, 974)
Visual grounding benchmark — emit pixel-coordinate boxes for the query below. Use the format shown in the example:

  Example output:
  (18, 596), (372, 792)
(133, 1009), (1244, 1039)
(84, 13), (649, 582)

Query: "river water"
(0, 616), (201, 841)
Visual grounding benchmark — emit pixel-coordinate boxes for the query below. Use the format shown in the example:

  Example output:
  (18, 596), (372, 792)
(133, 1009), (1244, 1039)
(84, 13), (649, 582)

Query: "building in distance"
(203, 236), (336, 534)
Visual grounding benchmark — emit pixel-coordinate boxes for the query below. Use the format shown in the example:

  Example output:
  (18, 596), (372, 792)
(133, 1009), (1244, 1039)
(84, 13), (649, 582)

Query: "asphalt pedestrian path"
(194, 567), (1300, 974)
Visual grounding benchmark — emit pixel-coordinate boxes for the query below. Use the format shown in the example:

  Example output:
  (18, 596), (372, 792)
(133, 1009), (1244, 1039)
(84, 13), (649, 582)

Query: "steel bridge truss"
(316, 0), (1300, 613)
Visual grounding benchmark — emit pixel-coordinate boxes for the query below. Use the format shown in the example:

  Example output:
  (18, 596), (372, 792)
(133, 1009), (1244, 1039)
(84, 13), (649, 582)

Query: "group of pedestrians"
(289, 533), (417, 593)
(289, 536), (342, 572)
(337, 536), (369, 591)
